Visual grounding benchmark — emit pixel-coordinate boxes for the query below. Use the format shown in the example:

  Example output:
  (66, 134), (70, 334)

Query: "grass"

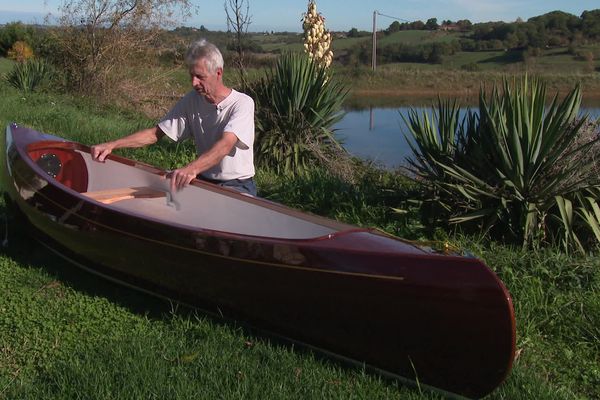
(0, 81), (599, 399)
(330, 64), (600, 107)
(376, 31), (463, 47)
(258, 30), (464, 52)
(0, 58), (15, 75)
(0, 237), (429, 400)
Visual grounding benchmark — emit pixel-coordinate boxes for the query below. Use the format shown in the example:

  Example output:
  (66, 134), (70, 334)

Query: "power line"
(375, 11), (410, 23)
(372, 10), (409, 71)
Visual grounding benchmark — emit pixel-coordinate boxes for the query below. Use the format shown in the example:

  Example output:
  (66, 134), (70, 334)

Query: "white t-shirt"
(158, 89), (255, 181)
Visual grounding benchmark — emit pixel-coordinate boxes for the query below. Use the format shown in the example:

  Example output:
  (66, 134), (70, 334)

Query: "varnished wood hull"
(1, 123), (516, 398)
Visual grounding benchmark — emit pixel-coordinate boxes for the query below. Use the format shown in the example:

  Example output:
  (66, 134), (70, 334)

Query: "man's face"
(189, 59), (222, 104)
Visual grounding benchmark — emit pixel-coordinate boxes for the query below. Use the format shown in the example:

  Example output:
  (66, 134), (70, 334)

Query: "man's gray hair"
(185, 39), (224, 73)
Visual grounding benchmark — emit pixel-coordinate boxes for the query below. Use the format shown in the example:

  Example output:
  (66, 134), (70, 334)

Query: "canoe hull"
(1, 123), (516, 398)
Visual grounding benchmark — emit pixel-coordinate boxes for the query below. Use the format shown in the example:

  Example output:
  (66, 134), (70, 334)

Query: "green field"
(376, 30), (462, 46)
(240, 30), (600, 78)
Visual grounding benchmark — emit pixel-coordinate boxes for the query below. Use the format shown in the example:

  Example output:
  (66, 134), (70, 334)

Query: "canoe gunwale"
(19, 136), (371, 243)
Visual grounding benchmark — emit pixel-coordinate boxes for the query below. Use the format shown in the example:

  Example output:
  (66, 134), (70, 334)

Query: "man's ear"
(216, 67), (224, 80)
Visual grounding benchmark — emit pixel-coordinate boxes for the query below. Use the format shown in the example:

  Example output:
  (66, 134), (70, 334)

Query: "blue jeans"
(198, 176), (257, 196)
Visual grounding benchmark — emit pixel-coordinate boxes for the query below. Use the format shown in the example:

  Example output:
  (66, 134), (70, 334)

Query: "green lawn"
(0, 78), (599, 399)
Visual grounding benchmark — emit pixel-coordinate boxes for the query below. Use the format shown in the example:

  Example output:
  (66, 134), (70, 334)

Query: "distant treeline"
(343, 10), (600, 65)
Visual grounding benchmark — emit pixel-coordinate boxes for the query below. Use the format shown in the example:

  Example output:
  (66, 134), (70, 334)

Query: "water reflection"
(334, 104), (600, 170)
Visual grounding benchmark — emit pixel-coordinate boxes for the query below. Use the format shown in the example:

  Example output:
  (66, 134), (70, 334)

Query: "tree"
(581, 10), (600, 39)
(411, 20), (425, 30)
(348, 27), (359, 37)
(52, 0), (194, 96)
(224, 0), (252, 87)
(0, 22), (35, 56)
(455, 19), (472, 31)
(425, 18), (438, 31)
(7, 41), (33, 63)
(386, 21), (401, 34)
(529, 11), (580, 35)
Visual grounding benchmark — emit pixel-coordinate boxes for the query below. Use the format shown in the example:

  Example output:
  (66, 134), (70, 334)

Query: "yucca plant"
(402, 98), (478, 229)
(575, 187), (600, 245)
(404, 77), (600, 251)
(251, 52), (349, 176)
(5, 58), (53, 92)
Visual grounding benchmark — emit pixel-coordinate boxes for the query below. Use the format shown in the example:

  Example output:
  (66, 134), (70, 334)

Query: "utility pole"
(372, 10), (377, 71)
(371, 11), (407, 72)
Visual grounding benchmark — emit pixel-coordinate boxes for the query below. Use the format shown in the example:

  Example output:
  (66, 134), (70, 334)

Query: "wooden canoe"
(1, 123), (516, 398)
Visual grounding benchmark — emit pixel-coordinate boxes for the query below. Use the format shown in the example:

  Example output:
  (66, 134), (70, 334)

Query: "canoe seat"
(82, 187), (166, 204)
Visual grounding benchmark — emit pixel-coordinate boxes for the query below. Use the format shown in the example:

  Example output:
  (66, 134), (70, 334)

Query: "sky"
(0, 0), (598, 32)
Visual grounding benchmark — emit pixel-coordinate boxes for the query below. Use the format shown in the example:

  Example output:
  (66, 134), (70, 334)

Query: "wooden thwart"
(83, 186), (166, 204)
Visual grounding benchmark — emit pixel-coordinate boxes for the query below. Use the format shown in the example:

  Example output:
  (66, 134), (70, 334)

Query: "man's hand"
(167, 131), (237, 191)
(169, 164), (200, 192)
(90, 143), (115, 162)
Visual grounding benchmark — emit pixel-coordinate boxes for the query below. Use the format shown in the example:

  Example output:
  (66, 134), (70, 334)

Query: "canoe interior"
(26, 141), (351, 239)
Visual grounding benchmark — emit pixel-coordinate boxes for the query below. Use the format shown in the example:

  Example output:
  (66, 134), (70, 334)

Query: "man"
(91, 39), (256, 196)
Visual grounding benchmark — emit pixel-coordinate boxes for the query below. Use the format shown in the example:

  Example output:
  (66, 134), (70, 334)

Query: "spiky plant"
(251, 53), (348, 176)
(404, 77), (600, 252)
(5, 58), (53, 92)
(402, 98), (478, 229)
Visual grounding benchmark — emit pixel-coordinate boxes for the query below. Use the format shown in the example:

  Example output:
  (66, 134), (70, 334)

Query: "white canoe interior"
(77, 151), (348, 239)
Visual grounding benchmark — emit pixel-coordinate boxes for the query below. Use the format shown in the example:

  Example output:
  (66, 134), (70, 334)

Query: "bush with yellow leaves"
(302, 0), (333, 68)
(7, 40), (34, 63)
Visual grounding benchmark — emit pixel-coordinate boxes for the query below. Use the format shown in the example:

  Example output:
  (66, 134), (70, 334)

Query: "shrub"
(7, 40), (34, 63)
(403, 77), (600, 252)
(5, 59), (53, 92)
(250, 53), (349, 176)
(49, 0), (193, 96)
(0, 22), (34, 56)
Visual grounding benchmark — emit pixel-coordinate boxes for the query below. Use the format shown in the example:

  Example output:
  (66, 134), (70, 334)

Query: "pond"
(333, 104), (600, 170)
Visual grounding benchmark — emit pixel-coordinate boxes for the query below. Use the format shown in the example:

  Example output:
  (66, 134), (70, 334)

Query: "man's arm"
(169, 131), (238, 191)
(91, 125), (165, 162)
